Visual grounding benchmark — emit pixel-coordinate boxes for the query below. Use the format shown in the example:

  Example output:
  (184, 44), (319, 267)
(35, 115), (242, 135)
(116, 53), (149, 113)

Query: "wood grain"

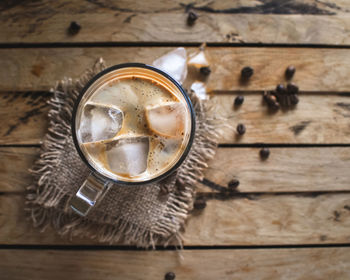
(1, 47), (350, 92)
(1, 1), (350, 44)
(185, 193), (350, 246)
(0, 147), (39, 192)
(2, 248), (350, 280)
(2, 1), (350, 276)
(200, 147), (350, 193)
(2, 146), (350, 193)
(1, 193), (350, 245)
(213, 94), (350, 144)
(0, 91), (49, 145)
(0, 195), (95, 245)
(2, 0), (349, 15)
(3, 92), (350, 145)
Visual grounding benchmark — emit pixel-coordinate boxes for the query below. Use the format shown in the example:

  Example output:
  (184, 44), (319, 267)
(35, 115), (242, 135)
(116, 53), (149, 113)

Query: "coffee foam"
(77, 72), (192, 182)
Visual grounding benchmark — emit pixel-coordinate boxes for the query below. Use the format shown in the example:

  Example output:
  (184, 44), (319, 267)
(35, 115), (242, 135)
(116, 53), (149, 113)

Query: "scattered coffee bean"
(275, 85), (287, 106)
(236, 123), (246, 135)
(276, 84), (286, 94)
(270, 101), (280, 111)
(228, 179), (240, 191)
(263, 91), (272, 104)
(287, 83), (299, 94)
(187, 11), (198, 25)
(68, 21), (81, 35)
(165, 272), (176, 280)
(263, 91), (280, 110)
(290, 94), (299, 105)
(194, 198), (207, 210)
(234, 95), (244, 106)
(269, 94), (277, 103)
(200, 66), (211, 76)
(285, 65), (296, 79)
(260, 147), (270, 160)
(241, 66), (254, 79)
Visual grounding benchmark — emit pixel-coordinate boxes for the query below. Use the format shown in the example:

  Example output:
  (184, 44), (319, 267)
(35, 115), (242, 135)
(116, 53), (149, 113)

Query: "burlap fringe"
(25, 58), (221, 248)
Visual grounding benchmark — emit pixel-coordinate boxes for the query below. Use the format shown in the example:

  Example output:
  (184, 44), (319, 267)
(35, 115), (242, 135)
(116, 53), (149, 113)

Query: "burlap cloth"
(26, 58), (220, 247)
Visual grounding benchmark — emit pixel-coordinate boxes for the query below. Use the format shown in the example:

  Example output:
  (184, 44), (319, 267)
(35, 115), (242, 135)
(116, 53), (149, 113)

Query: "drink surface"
(75, 68), (192, 183)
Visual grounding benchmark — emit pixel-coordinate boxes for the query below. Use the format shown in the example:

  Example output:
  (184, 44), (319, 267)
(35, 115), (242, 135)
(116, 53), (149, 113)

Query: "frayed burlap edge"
(25, 58), (221, 248)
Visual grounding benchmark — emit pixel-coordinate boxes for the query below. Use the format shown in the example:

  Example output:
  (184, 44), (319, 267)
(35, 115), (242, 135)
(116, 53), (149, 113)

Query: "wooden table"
(1, 1), (350, 279)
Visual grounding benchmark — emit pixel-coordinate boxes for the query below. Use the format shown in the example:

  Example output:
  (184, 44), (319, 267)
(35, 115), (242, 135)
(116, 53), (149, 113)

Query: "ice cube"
(105, 136), (149, 177)
(147, 137), (182, 174)
(160, 138), (182, 156)
(145, 102), (186, 137)
(91, 83), (139, 108)
(82, 141), (105, 160)
(79, 103), (123, 143)
(191, 81), (208, 100)
(188, 48), (209, 68)
(152, 47), (188, 84)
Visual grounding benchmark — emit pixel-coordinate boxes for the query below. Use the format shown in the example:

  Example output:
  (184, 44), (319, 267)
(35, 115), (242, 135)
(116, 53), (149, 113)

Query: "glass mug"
(70, 63), (195, 216)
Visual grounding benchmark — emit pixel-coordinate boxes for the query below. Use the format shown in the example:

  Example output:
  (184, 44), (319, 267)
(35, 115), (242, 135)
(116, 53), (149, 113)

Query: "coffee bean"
(263, 92), (270, 103)
(165, 272), (176, 280)
(228, 179), (240, 190)
(200, 66), (211, 76)
(276, 84), (286, 94)
(187, 11), (198, 25)
(290, 94), (299, 105)
(263, 92), (273, 105)
(285, 65), (296, 79)
(234, 95), (244, 106)
(194, 198), (207, 210)
(270, 102), (280, 111)
(286, 95), (292, 107)
(236, 123), (246, 135)
(260, 148), (270, 160)
(276, 84), (290, 106)
(287, 83), (299, 94)
(269, 94), (277, 103)
(68, 21), (81, 35)
(241, 66), (254, 79)
(263, 92), (280, 110)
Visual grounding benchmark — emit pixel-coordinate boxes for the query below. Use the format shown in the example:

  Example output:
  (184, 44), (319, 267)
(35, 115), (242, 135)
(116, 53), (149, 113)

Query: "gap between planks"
(3, 42), (350, 49)
(2, 243), (350, 250)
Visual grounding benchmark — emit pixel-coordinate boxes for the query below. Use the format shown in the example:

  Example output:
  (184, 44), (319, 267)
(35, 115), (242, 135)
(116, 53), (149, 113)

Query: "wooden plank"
(1, 47), (350, 92)
(3, 14), (350, 45)
(2, 0), (350, 15)
(2, 1), (350, 44)
(3, 92), (350, 145)
(1, 193), (350, 245)
(0, 91), (49, 145)
(213, 94), (350, 144)
(0, 147), (39, 192)
(0, 195), (94, 245)
(2, 146), (350, 193)
(200, 147), (350, 193)
(184, 193), (350, 246)
(2, 248), (350, 280)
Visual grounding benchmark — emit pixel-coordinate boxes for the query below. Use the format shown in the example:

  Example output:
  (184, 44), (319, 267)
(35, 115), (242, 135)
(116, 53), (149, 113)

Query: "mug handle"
(70, 173), (112, 216)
